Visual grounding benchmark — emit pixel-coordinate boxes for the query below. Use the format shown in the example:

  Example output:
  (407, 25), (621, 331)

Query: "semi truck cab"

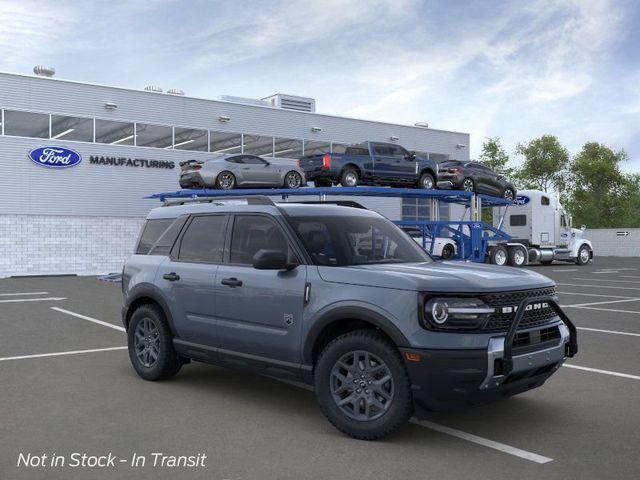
(490, 190), (593, 266)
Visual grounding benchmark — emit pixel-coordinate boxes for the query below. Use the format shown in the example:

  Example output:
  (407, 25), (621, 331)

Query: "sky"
(1, 0), (639, 171)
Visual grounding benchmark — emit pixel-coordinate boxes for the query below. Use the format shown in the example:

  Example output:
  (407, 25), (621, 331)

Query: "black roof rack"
(283, 200), (368, 209)
(161, 195), (275, 207)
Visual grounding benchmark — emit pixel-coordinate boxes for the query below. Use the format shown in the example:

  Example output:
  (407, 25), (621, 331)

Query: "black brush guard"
(502, 296), (578, 375)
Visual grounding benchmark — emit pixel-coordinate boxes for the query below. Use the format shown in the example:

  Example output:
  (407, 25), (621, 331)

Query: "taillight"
(193, 164), (202, 170)
(322, 153), (331, 169)
(297, 159), (301, 167)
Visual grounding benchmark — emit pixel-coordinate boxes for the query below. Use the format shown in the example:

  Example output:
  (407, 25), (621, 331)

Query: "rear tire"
(284, 171), (303, 189)
(507, 246), (527, 267)
(490, 245), (508, 266)
(462, 178), (475, 192)
(314, 330), (413, 440)
(127, 304), (182, 381)
(441, 243), (455, 260)
(340, 168), (359, 187)
(216, 171), (236, 190)
(418, 172), (435, 190)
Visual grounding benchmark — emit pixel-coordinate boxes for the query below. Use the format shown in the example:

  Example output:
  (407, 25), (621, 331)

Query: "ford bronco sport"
(122, 197), (577, 440)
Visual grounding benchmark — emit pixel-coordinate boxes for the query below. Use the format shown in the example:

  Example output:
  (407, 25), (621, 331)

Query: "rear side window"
(136, 219), (174, 254)
(510, 215), (527, 226)
(148, 216), (188, 256)
(178, 215), (228, 263)
(230, 215), (291, 264)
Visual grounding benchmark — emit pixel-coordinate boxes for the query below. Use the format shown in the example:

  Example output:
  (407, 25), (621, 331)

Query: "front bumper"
(402, 297), (577, 414)
(401, 323), (570, 413)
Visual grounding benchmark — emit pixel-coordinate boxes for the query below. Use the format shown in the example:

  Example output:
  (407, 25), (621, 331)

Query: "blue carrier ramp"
(148, 186), (512, 263)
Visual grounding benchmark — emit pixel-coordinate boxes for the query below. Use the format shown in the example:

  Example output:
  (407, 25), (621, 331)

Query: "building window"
(95, 119), (135, 145)
(303, 140), (331, 156)
(173, 127), (208, 151)
(243, 134), (274, 156)
(135, 123), (172, 149)
(3, 110), (49, 138)
(210, 131), (242, 154)
(51, 115), (93, 142)
(402, 199), (430, 221)
(274, 137), (303, 158)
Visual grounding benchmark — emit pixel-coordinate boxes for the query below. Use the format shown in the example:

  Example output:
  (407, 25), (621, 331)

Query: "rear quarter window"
(136, 219), (174, 254)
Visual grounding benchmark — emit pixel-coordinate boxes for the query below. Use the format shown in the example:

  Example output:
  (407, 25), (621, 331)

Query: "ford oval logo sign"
(514, 195), (530, 206)
(28, 146), (82, 168)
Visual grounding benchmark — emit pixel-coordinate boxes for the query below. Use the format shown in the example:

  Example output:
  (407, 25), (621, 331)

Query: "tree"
(478, 137), (514, 177)
(565, 142), (633, 228)
(514, 135), (569, 192)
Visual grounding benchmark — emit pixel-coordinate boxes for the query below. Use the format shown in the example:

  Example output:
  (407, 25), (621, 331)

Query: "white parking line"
(620, 275), (640, 279)
(563, 298), (640, 308)
(552, 269), (578, 272)
(0, 346), (127, 362)
(572, 278), (640, 285)
(564, 364), (640, 381)
(0, 292), (49, 296)
(50, 307), (125, 332)
(592, 271), (619, 274)
(568, 305), (640, 315)
(0, 297), (67, 304)
(557, 283), (640, 292)
(578, 327), (640, 337)
(270, 378), (553, 463)
(411, 420), (553, 464)
(557, 291), (635, 299)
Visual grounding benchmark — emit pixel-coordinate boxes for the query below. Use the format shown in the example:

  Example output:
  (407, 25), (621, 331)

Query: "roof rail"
(161, 195), (275, 207)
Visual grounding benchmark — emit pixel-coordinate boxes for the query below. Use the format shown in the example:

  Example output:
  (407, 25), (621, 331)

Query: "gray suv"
(122, 197), (577, 440)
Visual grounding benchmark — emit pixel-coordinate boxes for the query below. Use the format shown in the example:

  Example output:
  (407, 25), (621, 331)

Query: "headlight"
(423, 297), (494, 330)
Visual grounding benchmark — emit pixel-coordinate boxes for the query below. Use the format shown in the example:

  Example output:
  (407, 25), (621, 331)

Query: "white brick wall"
(0, 215), (145, 277)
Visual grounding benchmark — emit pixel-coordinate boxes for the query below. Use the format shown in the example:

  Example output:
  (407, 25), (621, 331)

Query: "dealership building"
(0, 69), (470, 277)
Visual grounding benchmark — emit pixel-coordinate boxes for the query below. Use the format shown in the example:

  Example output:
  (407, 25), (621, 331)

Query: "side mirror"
(252, 249), (296, 270)
(405, 151), (416, 161)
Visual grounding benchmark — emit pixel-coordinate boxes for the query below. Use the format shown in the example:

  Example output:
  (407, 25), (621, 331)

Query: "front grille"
(481, 287), (558, 331)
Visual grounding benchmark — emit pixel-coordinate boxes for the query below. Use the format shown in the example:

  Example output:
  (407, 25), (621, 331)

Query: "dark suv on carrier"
(122, 197), (577, 439)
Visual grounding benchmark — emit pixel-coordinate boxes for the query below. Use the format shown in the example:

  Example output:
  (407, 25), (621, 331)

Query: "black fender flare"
(302, 305), (410, 365)
(123, 283), (177, 334)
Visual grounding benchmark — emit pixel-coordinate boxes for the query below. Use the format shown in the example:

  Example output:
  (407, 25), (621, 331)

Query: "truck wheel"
(418, 172), (435, 189)
(462, 178), (475, 192)
(576, 245), (591, 265)
(340, 168), (359, 187)
(507, 246), (527, 267)
(441, 243), (455, 260)
(490, 245), (508, 266)
(127, 304), (183, 381)
(314, 330), (413, 440)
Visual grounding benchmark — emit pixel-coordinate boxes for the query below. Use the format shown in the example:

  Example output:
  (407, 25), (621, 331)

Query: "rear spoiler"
(179, 159), (203, 168)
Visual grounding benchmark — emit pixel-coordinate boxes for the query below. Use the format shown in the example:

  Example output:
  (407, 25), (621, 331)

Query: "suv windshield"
(287, 215), (432, 266)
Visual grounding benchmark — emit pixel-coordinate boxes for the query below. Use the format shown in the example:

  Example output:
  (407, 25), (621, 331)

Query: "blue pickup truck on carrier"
(298, 141), (439, 189)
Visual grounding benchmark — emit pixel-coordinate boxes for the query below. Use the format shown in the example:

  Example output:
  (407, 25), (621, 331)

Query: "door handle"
(221, 277), (243, 287)
(162, 272), (180, 282)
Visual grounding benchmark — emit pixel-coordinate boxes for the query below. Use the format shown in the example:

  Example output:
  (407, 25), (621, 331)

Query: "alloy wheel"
(344, 172), (358, 187)
(421, 176), (434, 189)
(134, 317), (160, 368)
(462, 179), (474, 192)
(218, 172), (235, 189)
(504, 189), (515, 200)
(580, 247), (590, 263)
(330, 350), (394, 421)
(494, 249), (507, 266)
(286, 172), (302, 188)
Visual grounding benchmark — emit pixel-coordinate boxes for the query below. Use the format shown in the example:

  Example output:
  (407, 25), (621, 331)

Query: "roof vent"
(167, 88), (185, 96)
(262, 94), (316, 112)
(33, 65), (55, 77)
(144, 85), (163, 93)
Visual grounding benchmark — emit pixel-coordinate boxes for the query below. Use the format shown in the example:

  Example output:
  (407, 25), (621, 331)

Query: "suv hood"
(317, 261), (554, 293)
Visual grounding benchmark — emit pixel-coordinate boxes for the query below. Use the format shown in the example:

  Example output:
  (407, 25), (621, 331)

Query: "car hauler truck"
(489, 189), (593, 267)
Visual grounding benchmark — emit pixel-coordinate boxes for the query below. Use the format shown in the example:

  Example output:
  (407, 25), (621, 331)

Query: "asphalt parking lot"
(2, 258), (640, 480)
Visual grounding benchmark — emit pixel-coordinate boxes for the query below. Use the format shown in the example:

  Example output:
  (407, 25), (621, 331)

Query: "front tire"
(127, 304), (182, 381)
(576, 245), (591, 265)
(314, 330), (413, 440)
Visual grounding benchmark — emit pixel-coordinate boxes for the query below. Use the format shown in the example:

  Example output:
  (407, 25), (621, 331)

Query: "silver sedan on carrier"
(179, 154), (307, 190)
